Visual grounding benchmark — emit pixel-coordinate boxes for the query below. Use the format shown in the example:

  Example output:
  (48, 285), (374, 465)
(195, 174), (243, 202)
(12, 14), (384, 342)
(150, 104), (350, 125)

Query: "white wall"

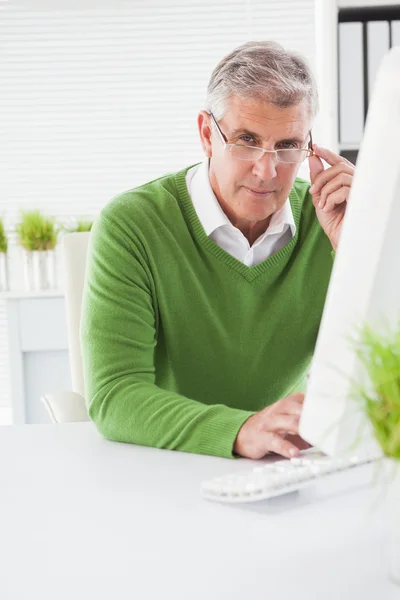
(315, 0), (339, 153)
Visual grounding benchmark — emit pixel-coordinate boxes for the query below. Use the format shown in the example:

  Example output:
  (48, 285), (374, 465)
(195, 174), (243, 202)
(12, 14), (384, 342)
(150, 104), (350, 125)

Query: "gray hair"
(206, 41), (318, 122)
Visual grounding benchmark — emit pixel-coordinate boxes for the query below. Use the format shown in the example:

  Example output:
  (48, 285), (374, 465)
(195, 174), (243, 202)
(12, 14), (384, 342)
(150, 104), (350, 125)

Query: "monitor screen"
(299, 47), (400, 457)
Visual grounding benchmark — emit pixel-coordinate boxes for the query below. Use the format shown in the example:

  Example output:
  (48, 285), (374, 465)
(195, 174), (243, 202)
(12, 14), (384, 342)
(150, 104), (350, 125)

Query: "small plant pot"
(23, 250), (57, 291)
(386, 458), (400, 585)
(0, 252), (9, 292)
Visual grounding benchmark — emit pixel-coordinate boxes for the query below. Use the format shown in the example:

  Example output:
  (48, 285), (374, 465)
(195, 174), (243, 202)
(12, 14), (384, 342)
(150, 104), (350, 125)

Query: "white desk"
(0, 423), (398, 600)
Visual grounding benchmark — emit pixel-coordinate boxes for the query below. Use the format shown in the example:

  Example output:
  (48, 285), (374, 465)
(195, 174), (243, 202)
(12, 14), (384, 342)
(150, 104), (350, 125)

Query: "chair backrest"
(62, 232), (91, 397)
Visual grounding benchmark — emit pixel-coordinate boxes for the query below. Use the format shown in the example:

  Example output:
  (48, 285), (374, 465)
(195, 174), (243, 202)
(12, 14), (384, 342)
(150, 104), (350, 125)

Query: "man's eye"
(239, 135), (256, 144)
(278, 142), (297, 149)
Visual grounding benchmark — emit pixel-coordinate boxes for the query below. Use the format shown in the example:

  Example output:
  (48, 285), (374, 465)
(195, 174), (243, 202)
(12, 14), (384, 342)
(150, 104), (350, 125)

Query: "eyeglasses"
(209, 112), (313, 164)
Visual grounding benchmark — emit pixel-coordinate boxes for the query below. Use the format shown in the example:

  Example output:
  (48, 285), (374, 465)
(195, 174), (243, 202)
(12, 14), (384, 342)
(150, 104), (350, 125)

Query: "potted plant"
(63, 219), (93, 234)
(352, 321), (400, 585)
(73, 219), (93, 233)
(0, 218), (9, 292)
(15, 210), (60, 291)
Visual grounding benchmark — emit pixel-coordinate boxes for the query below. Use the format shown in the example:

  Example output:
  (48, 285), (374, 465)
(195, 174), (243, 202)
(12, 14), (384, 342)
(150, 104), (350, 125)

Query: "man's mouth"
(244, 186), (274, 196)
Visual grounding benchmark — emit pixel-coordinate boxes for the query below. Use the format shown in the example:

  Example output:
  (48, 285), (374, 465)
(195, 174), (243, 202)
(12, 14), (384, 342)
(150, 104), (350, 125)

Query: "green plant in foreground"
(352, 321), (400, 459)
(0, 219), (8, 253)
(15, 210), (59, 251)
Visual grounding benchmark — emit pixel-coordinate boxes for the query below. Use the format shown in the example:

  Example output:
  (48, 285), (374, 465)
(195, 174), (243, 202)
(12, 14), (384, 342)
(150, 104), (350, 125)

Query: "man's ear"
(197, 111), (212, 158)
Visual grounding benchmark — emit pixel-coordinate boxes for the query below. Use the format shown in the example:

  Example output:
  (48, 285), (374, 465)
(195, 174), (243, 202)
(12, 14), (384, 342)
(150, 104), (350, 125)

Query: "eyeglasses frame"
(208, 111), (314, 163)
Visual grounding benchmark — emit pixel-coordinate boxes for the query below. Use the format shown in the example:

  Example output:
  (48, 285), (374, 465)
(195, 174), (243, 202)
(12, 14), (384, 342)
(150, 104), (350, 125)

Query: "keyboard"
(201, 450), (381, 504)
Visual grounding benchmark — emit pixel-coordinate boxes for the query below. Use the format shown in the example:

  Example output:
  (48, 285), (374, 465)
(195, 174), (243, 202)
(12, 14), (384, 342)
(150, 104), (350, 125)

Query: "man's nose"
(252, 151), (278, 180)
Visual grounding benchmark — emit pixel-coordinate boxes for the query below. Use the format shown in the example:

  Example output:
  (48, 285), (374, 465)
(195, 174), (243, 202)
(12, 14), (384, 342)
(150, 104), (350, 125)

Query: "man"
(81, 41), (355, 460)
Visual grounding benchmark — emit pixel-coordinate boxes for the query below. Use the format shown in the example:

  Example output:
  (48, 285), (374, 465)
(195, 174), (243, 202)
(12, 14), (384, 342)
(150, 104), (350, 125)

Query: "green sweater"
(81, 165), (333, 458)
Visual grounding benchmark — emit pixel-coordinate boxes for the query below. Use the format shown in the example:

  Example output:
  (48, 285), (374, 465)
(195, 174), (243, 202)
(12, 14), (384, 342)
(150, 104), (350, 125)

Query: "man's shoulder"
(292, 176), (318, 220)
(98, 164), (198, 233)
(102, 169), (180, 220)
(291, 175), (329, 240)
(292, 176), (312, 199)
(288, 176), (314, 224)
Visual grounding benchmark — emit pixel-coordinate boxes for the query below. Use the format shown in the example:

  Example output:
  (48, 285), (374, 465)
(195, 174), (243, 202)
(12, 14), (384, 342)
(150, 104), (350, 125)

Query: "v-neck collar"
(174, 164), (302, 283)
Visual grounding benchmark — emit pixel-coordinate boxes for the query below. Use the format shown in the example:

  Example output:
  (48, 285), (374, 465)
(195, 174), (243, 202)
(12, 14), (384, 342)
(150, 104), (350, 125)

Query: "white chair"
(41, 232), (91, 423)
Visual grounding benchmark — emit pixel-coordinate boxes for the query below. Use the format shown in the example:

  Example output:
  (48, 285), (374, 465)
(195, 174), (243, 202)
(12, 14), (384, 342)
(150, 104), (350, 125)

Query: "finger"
(284, 434), (313, 451)
(319, 173), (353, 209)
(264, 432), (301, 459)
(308, 153), (324, 186)
(323, 187), (348, 213)
(290, 392), (305, 402)
(310, 164), (354, 196)
(313, 144), (355, 168)
(266, 393), (304, 419)
(279, 395), (304, 416)
(265, 414), (300, 434)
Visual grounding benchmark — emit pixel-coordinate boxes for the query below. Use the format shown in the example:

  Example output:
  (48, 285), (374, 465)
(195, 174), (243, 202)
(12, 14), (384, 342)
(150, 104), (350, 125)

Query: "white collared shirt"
(185, 159), (296, 267)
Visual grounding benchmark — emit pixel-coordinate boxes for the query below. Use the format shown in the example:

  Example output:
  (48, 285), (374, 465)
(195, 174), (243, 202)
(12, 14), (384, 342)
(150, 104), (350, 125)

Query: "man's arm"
(80, 212), (254, 458)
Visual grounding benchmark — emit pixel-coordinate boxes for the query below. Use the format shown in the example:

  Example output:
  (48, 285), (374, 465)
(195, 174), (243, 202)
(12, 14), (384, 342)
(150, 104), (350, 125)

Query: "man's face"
(201, 96), (311, 225)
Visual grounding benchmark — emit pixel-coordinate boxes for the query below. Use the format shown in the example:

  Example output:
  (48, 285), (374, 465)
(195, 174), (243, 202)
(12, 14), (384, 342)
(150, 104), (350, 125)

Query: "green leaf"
(351, 320), (400, 459)
(0, 218), (8, 253)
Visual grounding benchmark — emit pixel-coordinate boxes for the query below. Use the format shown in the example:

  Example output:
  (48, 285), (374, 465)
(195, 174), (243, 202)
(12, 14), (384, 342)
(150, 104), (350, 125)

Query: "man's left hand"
(308, 144), (355, 252)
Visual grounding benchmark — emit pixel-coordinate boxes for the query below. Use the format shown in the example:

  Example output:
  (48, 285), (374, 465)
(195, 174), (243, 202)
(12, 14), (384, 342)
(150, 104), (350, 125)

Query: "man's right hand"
(233, 393), (306, 459)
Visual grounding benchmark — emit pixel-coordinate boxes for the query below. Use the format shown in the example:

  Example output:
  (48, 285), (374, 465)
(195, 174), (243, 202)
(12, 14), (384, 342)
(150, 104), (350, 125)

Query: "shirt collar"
(188, 159), (231, 235)
(188, 158), (296, 239)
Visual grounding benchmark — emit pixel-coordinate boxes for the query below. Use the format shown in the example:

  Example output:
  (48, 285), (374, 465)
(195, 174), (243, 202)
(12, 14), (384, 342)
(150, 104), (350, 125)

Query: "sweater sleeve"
(80, 213), (255, 458)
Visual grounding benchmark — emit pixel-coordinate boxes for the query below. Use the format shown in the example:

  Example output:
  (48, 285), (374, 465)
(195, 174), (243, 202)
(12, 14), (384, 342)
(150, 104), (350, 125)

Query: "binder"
(339, 22), (364, 146)
(392, 20), (400, 46)
(367, 21), (390, 98)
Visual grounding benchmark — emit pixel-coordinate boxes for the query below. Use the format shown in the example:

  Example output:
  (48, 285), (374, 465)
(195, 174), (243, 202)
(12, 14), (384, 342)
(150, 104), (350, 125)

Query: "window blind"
(0, 0), (317, 405)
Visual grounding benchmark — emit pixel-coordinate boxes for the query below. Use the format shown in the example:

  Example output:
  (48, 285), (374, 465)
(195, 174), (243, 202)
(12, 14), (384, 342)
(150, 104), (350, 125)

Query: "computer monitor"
(299, 47), (400, 457)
